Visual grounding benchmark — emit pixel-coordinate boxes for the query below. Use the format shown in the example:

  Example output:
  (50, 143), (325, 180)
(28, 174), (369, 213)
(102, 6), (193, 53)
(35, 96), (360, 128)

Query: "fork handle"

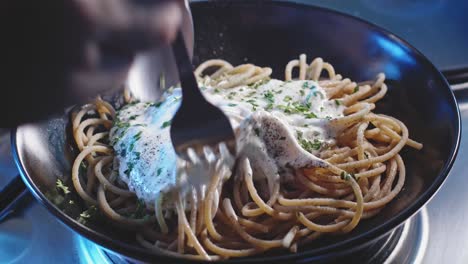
(172, 30), (205, 101)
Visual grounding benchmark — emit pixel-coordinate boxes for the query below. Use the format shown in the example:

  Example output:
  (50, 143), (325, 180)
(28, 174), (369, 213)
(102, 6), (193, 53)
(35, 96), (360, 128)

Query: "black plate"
(12, 1), (460, 263)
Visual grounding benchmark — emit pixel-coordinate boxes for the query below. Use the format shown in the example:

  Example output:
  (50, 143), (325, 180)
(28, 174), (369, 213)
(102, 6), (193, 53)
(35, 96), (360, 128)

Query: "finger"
(75, 0), (183, 52)
(133, 1), (183, 46)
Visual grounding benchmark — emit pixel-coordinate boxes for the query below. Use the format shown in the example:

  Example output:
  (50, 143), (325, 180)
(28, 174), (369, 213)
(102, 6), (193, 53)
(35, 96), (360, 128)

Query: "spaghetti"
(70, 54), (422, 260)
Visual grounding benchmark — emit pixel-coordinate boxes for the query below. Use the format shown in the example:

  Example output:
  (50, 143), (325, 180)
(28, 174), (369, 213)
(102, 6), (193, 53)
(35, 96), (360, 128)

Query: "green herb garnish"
(283, 95), (293, 102)
(133, 131), (143, 141)
(227, 92), (237, 100)
(249, 78), (270, 89)
(151, 102), (163, 108)
(161, 120), (171, 128)
(314, 91), (324, 99)
(124, 163), (135, 176)
(274, 89), (283, 94)
(299, 138), (322, 152)
(246, 99), (259, 111)
(265, 103), (274, 110)
(77, 205), (98, 225)
(353, 86), (360, 93)
(296, 130), (303, 139)
(304, 112), (318, 119)
(264, 91), (275, 103)
(56, 179), (70, 194)
(247, 91), (256, 97)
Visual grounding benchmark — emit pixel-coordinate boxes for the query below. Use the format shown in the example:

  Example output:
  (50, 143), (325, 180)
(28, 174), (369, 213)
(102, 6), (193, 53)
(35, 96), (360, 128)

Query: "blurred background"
(279, 0), (468, 71)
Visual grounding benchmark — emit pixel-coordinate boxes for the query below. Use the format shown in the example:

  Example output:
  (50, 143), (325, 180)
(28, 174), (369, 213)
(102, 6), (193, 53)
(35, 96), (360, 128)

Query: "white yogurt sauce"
(110, 79), (345, 205)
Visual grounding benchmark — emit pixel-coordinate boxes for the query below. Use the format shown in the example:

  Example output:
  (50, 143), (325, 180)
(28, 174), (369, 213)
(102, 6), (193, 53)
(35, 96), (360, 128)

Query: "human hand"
(1, 0), (187, 127)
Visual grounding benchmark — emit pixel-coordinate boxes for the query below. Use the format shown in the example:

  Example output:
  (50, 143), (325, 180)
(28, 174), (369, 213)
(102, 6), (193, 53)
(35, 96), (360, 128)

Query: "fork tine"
(187, 147), (201, 164)
(203, 146), (216, 164)
(219, 142), (235, 168)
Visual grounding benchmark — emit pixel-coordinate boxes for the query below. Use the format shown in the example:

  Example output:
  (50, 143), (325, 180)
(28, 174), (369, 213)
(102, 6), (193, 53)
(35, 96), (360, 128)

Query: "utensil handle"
(0, 175), (28, 221)
(171, 30), (204, 101)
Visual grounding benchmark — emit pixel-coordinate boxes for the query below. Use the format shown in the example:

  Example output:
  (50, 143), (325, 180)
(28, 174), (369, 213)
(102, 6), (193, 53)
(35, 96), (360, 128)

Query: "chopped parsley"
(335, 100), (341, 106)
(279, 101), (312, 115)
(314, 91), (324, 99)
(214, 88), (220, 93)
(151, 102), (163, 108)
(304, 112), (318, 119)
(265, 103), (274, 110)
(246, 99), (259, 111)
(227, 92), (237, 100)
(283, 96), (293, 102)
(296, 130), (304, 139)
(124, 163), (135, 176)
(228, 103), (237, 107)
(157, 168), (163, 176)
(56, 179), (70, 194)
(353, 86), (360, 93)
(161, 120), (171, 128)
(274, 89), (283, 94)
(299, 138), (322, 152)
(302, 82), (310, 89)
(115, 121), (130, 129)
(247, 91), (256, 97)
(129, 141), (136, 152)
(299, 90), (305, 96)
(77, 205), (98, 225)
(264, 91), (275, 103)
(133, 131), (143, 141)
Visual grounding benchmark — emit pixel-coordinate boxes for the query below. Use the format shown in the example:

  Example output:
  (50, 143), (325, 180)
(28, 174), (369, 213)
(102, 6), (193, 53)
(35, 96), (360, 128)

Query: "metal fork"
(170, 30), (236, 167)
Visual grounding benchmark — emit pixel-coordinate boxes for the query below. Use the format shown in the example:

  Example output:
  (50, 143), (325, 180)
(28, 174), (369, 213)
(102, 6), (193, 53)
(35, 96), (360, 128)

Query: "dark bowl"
(12, 1), (460, 263)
